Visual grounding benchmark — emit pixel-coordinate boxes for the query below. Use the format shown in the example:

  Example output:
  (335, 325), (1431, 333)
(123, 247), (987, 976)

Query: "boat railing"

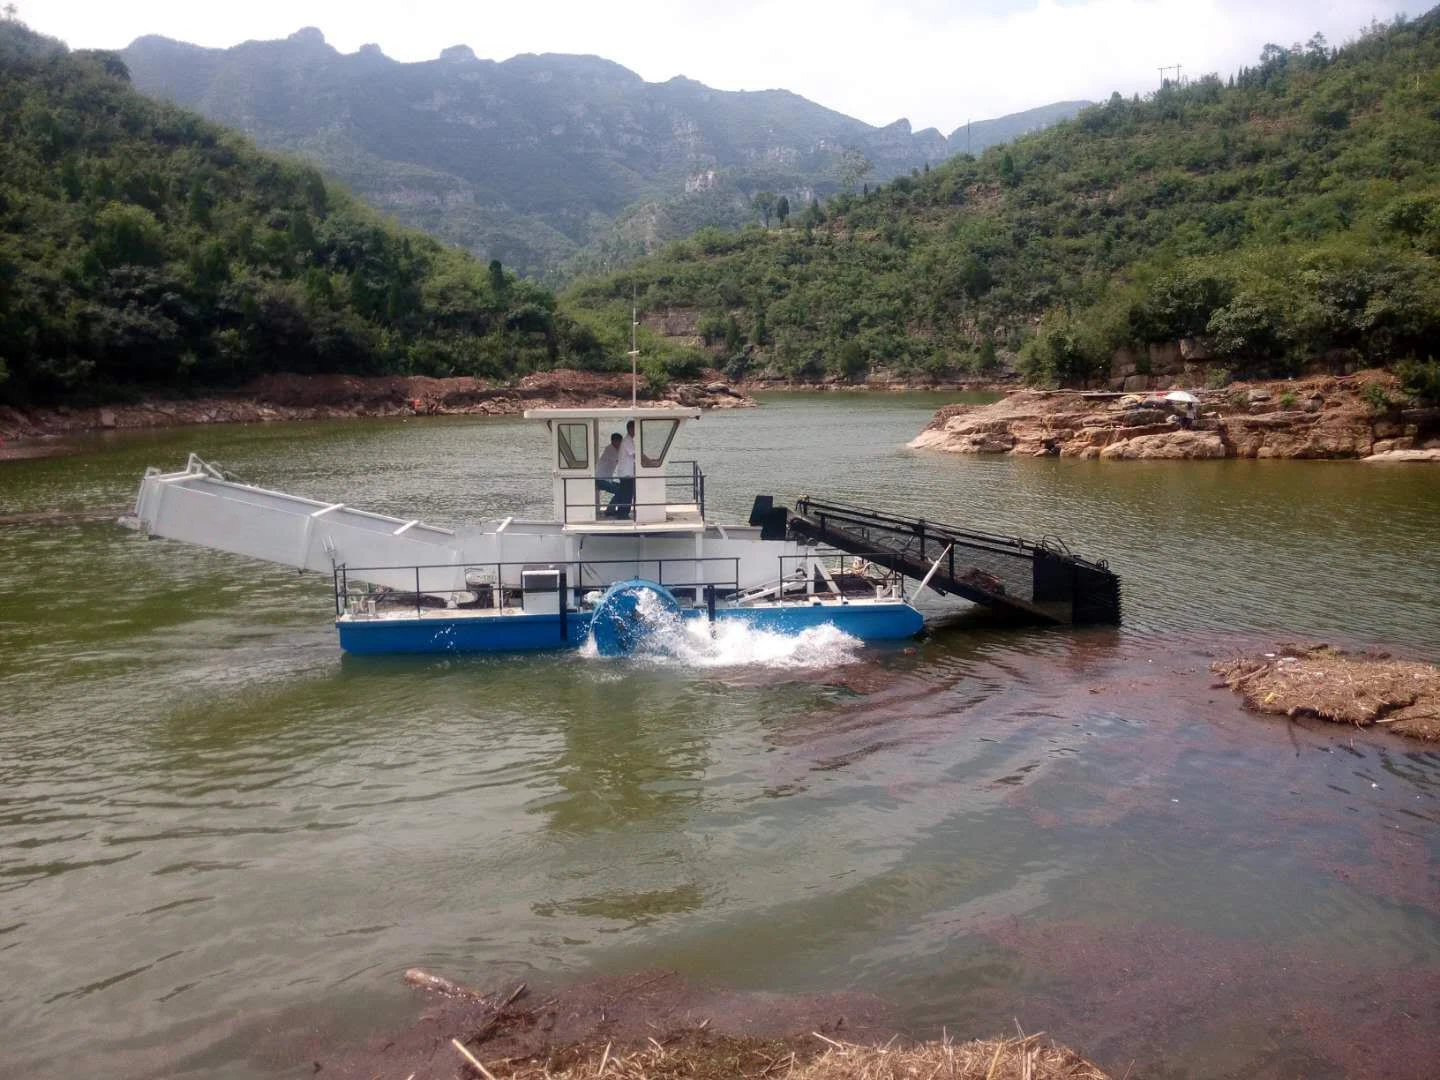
(735, 550), (910, 606)
(334, 555), (742, 619)
(561, 461), (704, 524)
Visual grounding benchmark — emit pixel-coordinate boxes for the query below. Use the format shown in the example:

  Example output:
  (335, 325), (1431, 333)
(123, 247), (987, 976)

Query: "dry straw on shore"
(452, 1030), (1112, 1080)
(1212, 643), (1440, 741)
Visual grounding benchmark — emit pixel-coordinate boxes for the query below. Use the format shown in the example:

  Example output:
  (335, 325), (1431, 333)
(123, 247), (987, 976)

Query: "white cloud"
(16, 0), (1426, 132)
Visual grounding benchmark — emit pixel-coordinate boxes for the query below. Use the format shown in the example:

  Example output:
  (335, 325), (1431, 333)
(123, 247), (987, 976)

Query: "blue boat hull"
(335, 602), (923, 656)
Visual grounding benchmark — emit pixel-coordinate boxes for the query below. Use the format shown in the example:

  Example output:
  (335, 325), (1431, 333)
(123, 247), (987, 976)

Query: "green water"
(2, 394), (1438, 1078)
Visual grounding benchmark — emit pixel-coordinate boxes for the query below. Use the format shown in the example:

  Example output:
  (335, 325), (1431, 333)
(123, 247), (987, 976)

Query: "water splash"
(582, 588), (864, 670)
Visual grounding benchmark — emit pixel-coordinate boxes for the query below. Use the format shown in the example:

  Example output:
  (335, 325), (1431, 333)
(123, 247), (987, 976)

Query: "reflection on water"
(1, 396), (1438, 1078)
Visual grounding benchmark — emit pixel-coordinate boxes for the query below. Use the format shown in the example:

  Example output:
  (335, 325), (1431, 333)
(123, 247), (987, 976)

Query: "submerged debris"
(1212, 644), (1440, 741)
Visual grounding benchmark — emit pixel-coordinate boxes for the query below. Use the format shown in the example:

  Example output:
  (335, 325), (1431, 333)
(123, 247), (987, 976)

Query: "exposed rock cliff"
(910, 373), (1440, 461)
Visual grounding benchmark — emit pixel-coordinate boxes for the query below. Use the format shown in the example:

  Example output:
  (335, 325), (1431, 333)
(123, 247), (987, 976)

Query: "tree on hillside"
(489, 258), (507, 295)
(839, 149), (872, 192)
(751, 191), (778, 228)
(776, 196), (790, 226)
(997, 151), (1017, 186)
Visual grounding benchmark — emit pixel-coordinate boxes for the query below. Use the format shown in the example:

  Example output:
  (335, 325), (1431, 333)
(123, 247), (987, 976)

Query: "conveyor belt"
(783, 497), (1122, 626)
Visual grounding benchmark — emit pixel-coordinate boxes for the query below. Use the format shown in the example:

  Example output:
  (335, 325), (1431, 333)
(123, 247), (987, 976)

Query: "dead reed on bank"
(450, 1029), (1113, 1080)
(1212, 643), (1440, 741)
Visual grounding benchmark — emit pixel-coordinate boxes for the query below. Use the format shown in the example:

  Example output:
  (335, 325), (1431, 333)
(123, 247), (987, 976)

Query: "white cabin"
(523, 406), (704, 531)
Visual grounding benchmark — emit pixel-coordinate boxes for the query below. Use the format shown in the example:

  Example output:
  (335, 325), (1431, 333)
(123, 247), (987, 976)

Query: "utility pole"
(629, 286), (639, 407)
(1157, 63), (1183, 86)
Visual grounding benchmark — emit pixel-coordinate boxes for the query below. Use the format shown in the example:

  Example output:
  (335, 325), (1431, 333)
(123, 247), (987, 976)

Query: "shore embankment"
(736, 376), (1014, 394)
(0, 370), (754, 444)
(910, 372), (1440, 460)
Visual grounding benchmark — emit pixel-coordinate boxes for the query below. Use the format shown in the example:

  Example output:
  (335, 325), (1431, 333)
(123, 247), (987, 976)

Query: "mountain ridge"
(121, 28), (1087, 275)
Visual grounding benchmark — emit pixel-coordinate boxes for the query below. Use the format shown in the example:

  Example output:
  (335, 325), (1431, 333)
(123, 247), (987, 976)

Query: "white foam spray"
(581, 589), (863, 670)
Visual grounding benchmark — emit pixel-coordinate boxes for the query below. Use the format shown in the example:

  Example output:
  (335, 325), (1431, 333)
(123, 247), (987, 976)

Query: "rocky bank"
(910, 372), (1440, 460)
(0, 370), (753, 443)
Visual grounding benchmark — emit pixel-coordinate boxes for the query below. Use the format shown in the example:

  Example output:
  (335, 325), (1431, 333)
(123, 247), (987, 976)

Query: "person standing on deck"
(596, 432), (623, 513)
(613, 420), (637, 518)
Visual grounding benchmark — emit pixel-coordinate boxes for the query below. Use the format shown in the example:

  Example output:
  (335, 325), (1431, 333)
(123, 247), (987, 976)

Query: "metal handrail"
(734, 549), (910, 606)
(334, 555), (743, 618)
(562, 464), (706, 523)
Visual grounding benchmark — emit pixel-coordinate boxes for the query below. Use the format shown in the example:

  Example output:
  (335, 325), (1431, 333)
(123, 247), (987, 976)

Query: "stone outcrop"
(0, 371), (754, 443)
(1364, 448), (1440, 463)
(910, 372), (1440, 461)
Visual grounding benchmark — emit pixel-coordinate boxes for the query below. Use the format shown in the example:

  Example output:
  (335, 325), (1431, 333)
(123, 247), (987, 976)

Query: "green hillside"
(0, 20), (608, 407)
(562, 13), (1440, 391)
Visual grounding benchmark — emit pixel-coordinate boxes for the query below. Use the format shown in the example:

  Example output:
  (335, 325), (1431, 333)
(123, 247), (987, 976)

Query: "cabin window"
(557, 423), (589, 470)
(639, 419), (679, 468)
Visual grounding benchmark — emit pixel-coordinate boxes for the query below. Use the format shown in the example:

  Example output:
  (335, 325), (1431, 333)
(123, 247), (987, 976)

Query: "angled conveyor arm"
(127, 454), (467, 592)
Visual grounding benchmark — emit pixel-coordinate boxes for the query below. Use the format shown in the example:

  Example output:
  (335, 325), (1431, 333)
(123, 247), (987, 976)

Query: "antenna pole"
(629, 287), (639, 407)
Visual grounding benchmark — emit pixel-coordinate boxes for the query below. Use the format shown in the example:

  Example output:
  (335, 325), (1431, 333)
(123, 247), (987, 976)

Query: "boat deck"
(562, 504), (704, 534)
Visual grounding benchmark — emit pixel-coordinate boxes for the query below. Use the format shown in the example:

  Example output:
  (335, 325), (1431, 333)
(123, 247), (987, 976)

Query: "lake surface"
(2, 393), (1438, 1079)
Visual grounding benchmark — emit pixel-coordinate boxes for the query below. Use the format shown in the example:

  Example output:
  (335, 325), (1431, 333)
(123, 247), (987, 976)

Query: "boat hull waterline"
(336, 599), (926, 656)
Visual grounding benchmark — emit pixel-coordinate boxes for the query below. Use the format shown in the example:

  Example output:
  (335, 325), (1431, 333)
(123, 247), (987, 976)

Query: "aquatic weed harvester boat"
(126, 407), (1120, 656)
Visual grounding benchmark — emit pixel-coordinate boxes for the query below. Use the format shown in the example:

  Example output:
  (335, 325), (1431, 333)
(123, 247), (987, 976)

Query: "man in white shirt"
(596, 432), (623, 514)
(612, 420), (636, 518)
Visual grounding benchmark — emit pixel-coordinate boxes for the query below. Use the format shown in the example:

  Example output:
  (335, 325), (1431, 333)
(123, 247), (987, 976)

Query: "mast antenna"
(629, 285), (639, 407)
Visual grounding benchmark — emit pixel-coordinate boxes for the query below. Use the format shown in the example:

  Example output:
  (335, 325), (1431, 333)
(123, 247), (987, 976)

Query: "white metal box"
(521, 569), (562, 615)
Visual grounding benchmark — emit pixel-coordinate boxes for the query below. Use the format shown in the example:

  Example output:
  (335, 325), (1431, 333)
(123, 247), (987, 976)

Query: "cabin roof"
(522, 406), (702, 421)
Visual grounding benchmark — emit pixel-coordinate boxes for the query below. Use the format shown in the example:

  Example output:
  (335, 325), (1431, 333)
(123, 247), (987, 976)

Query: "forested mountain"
(0, 20), (611, 407)
(121, 29), (1084, 277)
(551, 98), (1094, 283)
(563, 12), (1440, 392)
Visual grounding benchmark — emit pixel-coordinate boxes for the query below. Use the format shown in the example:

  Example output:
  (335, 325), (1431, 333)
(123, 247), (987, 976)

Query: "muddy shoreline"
(0, 370), (755, 444)
(301, 968), (1110, 1080)
(911, 372), (1440, 460)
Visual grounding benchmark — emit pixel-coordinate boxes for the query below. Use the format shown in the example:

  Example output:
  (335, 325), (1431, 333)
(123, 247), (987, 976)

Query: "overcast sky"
(15, 0), (1428, 133)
